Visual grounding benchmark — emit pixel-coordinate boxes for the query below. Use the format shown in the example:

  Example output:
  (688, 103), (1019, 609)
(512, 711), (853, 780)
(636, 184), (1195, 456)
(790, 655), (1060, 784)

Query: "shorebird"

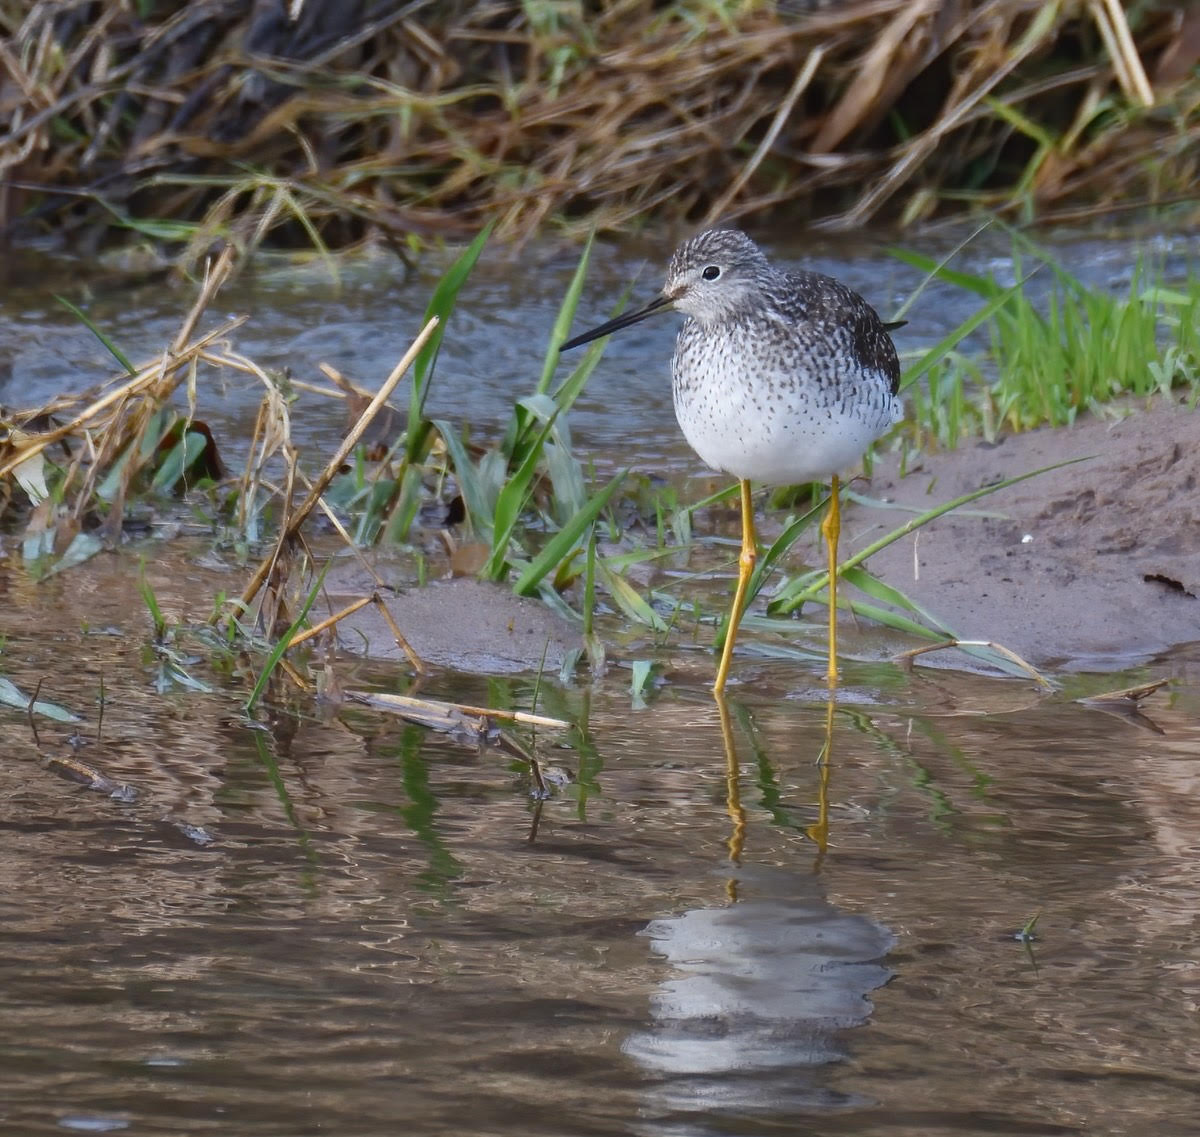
(561, 228), (903, 693)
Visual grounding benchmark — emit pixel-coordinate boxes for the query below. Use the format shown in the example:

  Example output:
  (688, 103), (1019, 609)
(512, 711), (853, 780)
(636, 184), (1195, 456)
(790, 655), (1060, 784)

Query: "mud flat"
(859, 398), (1199, 669)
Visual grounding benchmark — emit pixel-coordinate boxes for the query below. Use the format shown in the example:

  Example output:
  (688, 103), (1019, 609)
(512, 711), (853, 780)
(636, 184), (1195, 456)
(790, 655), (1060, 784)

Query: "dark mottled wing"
(777, 270), (902, 395)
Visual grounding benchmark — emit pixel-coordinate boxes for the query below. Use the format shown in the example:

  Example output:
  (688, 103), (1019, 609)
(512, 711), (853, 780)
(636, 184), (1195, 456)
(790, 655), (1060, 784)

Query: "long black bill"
(559, 294), (673, 352)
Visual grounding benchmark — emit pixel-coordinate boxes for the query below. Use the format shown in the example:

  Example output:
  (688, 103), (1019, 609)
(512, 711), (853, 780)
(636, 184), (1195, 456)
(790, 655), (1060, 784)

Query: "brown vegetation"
(1, 1), (1198, 262)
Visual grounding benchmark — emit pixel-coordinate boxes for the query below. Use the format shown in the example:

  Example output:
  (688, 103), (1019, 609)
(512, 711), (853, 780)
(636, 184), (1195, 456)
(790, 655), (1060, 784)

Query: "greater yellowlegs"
(561, 228), (903, 693)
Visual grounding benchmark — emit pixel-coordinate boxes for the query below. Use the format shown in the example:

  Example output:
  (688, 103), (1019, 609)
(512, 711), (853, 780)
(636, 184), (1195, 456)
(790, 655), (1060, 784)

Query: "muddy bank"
(856, 397), (1200, 669)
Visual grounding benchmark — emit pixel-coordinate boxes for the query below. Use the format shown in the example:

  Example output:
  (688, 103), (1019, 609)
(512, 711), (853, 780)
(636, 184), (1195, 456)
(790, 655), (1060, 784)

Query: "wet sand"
(331, 576), (580, 675)
(856, 396), (1199, 669)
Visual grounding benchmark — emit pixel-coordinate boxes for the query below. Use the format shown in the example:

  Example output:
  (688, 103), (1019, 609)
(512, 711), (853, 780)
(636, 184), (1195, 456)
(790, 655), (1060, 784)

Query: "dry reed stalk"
(0, 243), (238, 510)
(1, 2), (1195, 251)
(344, 689), (569, 732)
(368, 592), (425, 675)
(1094, 0), (1155, 106)
(235, 315), (440, 615)
(0, 317), (244, 480)
(288, 595), (373, 648)
(894, 638), (1052, 689)
(705, 47), (826, 224)
(297, 470), (388, 592)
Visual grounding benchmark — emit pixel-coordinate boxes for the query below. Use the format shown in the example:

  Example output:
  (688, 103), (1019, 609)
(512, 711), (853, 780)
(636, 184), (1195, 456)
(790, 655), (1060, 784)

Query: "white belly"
(673, 368), (901, 486)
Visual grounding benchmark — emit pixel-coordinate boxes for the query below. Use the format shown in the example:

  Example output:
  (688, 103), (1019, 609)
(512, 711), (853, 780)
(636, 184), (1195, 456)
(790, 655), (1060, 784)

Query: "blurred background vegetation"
(2, 0), (1197, 268)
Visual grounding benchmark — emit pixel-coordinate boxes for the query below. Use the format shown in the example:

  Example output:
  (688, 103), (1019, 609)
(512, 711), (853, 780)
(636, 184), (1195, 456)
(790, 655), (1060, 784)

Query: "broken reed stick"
(287, 595), (372, 648)
(346, 689), (571, 731)
(234, 315), (439, 617)
(172, 244), (236, 354)
(370, 592), (426, 675)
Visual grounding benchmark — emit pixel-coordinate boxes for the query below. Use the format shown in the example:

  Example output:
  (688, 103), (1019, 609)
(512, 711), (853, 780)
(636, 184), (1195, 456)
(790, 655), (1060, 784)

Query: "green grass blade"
(598, 560), (668, 631)
(138, 558), (166, 638)
(406, 223), (494, 462)
(887, 248), (1001, 301)
(538, 231), (593, 395)
(899, 273), (1039, 394)
(432, 419), (496, 540)
(838, 596), (947, 640)
(772, 456), (1091, 613)
(244, 561), (331, 713)
(512, 470), (627, 595)
(482, 412), (560, 580)
(380, 463), (428, 545)
(516, 395), (587, 516)
(713, 496), (825, 652)
(838, 565), (953, 635)
(150, 429), (208, 493)
(888, 221), (993, 323)
(836, 567), (1038, 677)
(55, 296), (137, 376)
(746, 498), (825, 600)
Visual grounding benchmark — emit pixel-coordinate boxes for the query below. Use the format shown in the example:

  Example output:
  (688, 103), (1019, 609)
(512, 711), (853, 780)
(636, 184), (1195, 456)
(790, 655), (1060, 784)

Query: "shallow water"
(2, 228), (1199, 1134)
(3, 226), (1198, 464)
(1, 547), (1199, 1136)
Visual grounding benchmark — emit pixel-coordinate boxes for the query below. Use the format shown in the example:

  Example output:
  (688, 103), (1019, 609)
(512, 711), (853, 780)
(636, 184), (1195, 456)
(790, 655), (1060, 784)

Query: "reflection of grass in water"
(348, 725), (465, 896)
(839, 708), (982, 836)
(727, 699), (810, 836)
(725, 695), (982, 842)
(249, 728), (321, 888)
(396, 724), (465, 893)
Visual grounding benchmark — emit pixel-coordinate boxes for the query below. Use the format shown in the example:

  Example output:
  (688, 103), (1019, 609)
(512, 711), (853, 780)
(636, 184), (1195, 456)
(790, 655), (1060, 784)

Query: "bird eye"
(702, 265), (721, 281)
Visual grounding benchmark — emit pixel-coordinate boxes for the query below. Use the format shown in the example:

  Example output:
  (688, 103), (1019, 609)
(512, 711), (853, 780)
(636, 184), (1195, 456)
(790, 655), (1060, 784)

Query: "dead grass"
(2, 1), (1197, 263)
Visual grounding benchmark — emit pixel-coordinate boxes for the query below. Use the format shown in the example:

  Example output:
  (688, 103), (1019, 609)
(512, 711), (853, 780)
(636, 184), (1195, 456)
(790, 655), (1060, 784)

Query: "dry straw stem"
(1078, 678), (1168, 704)
(203, 345), (393, 606)
(288, 595), (373, 648)
(1092, 0), (1155, 106)
(235, 315), (440, 616)
(0, 246), (239, 485)
(0, 317), (245, 481)
(3, 1), (1195, 252)
(367, 591), (426, 675)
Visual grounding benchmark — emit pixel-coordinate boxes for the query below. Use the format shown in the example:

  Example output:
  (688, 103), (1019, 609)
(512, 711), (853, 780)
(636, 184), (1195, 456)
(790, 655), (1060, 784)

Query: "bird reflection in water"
(623, 694), (893, 1125)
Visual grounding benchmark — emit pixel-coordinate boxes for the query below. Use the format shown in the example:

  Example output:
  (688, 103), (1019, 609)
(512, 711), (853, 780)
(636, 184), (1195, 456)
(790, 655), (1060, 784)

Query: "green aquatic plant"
(893, 234), (1200, 449)
(138, 559), (212, 694)
(337, 224), (495, 545)
(399, 232), (629, 609)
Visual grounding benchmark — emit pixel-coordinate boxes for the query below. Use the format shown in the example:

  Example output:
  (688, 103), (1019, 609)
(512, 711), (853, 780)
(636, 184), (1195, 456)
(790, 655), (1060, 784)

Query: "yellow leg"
(715, 693), (747, 896)
(820, 473), (841, 686)
(805, 692), (835, 861)
(713, 479), (756, 695)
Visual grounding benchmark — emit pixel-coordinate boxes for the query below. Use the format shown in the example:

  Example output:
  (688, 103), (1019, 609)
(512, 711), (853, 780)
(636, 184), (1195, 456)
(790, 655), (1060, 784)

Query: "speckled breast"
(670, 318), (901, 486)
